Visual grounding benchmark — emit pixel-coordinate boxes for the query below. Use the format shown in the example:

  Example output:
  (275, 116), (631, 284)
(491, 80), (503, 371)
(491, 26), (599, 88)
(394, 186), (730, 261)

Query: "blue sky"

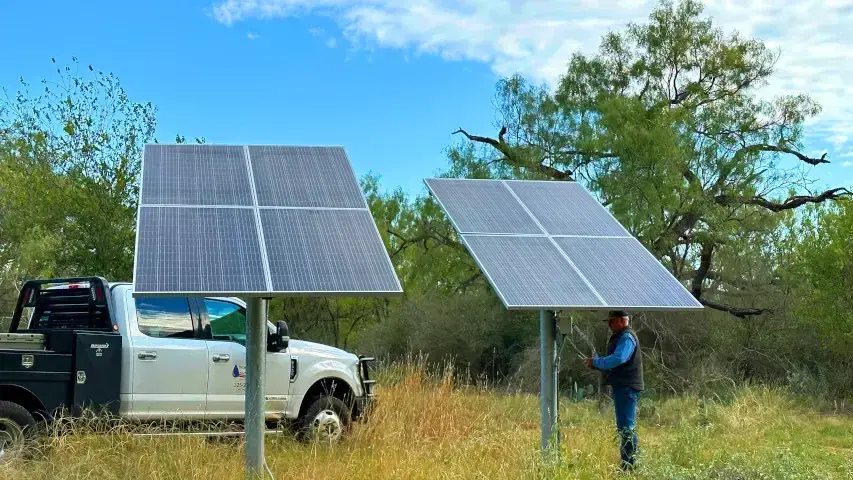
(2, 0), (852, 197)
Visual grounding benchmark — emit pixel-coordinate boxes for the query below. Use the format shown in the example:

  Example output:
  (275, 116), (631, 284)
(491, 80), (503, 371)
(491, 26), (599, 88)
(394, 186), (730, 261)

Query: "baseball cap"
(604, 310), (629, 321)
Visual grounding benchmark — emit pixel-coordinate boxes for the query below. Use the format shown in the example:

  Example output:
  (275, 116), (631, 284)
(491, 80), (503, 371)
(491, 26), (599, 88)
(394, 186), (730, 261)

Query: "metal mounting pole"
(245, 297), (267, 478)
(539, 310), (559, 457)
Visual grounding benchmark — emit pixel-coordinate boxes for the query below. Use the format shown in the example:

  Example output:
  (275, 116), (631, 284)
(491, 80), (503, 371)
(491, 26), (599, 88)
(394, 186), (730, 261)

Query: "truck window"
(204, 299), (246, 346)
(135, 298), (196, 339)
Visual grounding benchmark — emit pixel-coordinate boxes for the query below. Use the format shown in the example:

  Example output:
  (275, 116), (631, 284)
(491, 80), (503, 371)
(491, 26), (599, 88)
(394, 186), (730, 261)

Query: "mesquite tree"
(443, 0), (849, 318)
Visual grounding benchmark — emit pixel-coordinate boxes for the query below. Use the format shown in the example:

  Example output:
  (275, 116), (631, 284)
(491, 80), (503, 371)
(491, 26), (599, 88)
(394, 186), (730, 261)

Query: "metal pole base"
(539, 310), (559, 459)
(245, 298), (268, 478)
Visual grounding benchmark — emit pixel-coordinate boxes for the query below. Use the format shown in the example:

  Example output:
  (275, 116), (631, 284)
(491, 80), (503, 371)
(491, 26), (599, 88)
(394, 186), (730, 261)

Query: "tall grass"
(1, 360), (851, 479)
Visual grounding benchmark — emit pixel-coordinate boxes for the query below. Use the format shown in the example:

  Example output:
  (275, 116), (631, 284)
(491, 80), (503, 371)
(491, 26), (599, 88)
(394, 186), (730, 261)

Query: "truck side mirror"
(274, 320), (290, 351)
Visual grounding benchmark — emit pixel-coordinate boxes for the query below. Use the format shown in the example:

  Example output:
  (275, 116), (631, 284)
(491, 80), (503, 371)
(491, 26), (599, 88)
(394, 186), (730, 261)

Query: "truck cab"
(0, 277), (375, 456)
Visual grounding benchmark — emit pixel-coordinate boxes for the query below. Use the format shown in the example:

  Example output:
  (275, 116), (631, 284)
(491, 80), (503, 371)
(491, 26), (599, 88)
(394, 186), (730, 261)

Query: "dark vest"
(603, 327), (644, 391)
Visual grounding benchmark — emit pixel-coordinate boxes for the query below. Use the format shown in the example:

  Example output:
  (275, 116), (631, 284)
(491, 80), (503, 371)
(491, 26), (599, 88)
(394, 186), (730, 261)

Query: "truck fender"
(292, 360), (360, 415)
(0, 384), (48, 419)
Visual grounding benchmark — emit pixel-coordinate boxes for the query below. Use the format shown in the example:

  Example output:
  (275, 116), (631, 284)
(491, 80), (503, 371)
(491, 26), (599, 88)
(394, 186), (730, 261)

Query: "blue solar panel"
(552, 237), (701, 308)
(260, 209), (401, 293)
(425, 179), (542, 234)
(506, 181), (631, 237)
(461, 235), (603, 309)
(249, 146), (366, 208)
(134, 206), (267, 293)
(134, 144), (402, 297)
(141, 145), (253, 206)
(426, 178), (702, 311)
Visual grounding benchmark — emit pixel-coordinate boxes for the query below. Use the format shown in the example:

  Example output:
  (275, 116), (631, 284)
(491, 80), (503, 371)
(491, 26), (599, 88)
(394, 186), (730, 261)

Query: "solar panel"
(506, 181), (631, 237)
(261, 209), (401, 293)
(553, 237), (701, 308)
(462, 235), (604, 309)
(135, 207), (267, 293)
(424, 178), (542, 234)
(426, 178), (702, 311)
(133, 144), (402, 297)
(140, 145), (253, 206)
(249, 146), (366, 208)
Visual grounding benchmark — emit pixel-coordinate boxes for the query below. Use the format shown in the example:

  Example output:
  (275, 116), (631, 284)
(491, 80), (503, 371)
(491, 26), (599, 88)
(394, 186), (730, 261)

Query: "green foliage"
(0, 59), (156, 312)
(783, 201), (853, 357)
(355, 291), (538, 381)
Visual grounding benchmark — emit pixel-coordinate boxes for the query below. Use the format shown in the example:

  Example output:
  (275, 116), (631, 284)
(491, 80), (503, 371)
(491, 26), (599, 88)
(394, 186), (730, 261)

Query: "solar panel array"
(425, 178), (703, 311)
(134, 145), (402, 297)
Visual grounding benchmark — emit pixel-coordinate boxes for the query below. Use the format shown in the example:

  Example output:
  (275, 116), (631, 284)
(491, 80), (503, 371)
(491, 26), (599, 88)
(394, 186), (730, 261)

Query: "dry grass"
(1, 361), (851, 479)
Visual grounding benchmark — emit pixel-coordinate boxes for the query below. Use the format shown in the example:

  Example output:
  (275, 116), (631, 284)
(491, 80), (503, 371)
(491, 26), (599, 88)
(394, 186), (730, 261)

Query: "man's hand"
(583, 357), (595, 369)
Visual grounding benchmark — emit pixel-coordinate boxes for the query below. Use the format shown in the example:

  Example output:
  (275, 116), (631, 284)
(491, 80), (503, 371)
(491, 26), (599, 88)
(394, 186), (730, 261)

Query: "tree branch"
(715, 188), (851, 212)
(388, 229), (429, 258)
(452, 128), (575, 180)
(691, 242), (715, 298)
(455, 271), (482, 292)
(735, 143), (830, 166)
(699, 298), (770, 319)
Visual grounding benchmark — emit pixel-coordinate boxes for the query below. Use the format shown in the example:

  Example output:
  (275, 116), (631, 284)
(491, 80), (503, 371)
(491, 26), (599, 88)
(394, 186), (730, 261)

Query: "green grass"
(1, 362), (851, 479)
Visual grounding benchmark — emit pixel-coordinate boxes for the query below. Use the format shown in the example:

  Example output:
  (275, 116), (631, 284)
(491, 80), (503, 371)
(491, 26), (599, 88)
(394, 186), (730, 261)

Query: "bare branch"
(699, 298), (770, 319)
(451, 128), (575, 180)
(735, 143), (830, 166)
(715, 188), (851, 212)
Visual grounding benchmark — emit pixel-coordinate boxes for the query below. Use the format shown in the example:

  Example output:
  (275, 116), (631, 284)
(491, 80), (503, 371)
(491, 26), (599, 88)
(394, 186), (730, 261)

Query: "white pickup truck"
(0, 277), (375, 455)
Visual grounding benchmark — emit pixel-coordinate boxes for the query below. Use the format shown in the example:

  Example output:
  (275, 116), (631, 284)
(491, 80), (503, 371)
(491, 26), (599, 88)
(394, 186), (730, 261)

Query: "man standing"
(583, 310), (644, 470)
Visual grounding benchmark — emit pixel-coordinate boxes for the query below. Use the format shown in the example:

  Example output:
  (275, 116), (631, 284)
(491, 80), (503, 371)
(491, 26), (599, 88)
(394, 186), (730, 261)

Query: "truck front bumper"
(353, 355), (377, 420)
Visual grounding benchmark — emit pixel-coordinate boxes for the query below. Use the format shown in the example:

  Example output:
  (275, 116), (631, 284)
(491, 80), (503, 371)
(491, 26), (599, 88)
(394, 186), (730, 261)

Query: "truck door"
(128, 296), (209, 419)
(200, 299), (290, 420)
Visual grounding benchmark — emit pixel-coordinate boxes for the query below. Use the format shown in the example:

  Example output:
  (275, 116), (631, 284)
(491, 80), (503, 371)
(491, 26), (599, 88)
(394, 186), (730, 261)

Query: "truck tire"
(297, 396), (351, 444)
(0, 400), (36, 460)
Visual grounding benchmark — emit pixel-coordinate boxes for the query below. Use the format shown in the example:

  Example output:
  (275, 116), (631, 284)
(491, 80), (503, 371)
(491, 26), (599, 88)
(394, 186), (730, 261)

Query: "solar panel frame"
(425, 178), (704, 311)
(132, 144), (403, 298)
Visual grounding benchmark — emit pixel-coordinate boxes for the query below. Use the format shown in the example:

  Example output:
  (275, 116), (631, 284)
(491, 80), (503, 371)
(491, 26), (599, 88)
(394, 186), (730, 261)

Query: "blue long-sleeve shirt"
(592, 332), (636, 370)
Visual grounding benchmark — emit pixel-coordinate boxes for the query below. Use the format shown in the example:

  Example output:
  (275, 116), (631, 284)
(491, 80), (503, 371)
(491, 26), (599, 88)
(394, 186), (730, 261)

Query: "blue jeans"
(611, 385), (640, 467)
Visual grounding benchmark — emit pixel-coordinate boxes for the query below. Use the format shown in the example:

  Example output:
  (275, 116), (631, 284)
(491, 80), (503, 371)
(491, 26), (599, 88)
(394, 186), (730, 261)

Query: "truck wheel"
(298, 396), (351, 444)
(0, 400), (36, 460)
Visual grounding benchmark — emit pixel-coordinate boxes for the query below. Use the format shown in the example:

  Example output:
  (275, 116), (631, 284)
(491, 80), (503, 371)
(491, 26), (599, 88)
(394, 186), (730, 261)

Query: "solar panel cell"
(553, 236), (701, 308)
(506, 181), (631, 237)
(461, 235), (603, 309)
(425, 179), (542, 234)
(141, 145), (253, 206)
(134, 206), (268, 293)
(261, 209), (401, 293)
(249, 146), (366, 208)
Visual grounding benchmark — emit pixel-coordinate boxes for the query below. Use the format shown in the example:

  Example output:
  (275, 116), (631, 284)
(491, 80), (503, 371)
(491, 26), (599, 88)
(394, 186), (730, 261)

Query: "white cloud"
(326, 37), (338, 48)
(209, 0), (853, 137)
(841, 150), (853, 158)
(309, 26), (325, 37)
(842, 161), (853, 167)
(247, 32), (260, 40)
